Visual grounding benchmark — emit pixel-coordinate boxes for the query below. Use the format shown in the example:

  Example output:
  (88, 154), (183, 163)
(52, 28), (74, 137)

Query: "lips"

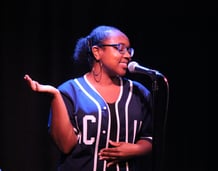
(119, 62), (128, 68)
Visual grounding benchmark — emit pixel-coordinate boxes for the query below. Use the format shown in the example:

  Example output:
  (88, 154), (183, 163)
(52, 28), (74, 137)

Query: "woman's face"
(97, 31), (132, 77)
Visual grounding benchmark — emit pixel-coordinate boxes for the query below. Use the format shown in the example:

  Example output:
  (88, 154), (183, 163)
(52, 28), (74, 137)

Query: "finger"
(100, 148), (118, 154)
(24, 74), (31, 81)
(24, 75), (35, 89)
(99, 155), (117, 160)
(109, 140), (120, 147)
(107, 160), (119, 167)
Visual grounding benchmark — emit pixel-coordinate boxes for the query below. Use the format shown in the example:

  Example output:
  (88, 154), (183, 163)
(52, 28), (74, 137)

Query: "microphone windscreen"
(128, 61), (138, 72)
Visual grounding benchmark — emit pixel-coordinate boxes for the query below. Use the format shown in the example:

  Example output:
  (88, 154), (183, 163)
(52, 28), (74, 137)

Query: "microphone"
(128, 61), (163, 77)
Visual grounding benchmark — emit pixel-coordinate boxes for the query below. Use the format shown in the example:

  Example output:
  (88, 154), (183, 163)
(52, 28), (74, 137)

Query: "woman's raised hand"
(24, 74), (58, 95)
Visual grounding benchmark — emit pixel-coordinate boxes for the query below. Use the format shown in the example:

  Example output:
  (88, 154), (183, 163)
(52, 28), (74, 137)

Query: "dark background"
(0, 0), (211, 171)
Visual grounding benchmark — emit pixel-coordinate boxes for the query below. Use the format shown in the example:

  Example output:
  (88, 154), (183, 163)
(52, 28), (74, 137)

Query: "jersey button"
(102, 130), (106, 134)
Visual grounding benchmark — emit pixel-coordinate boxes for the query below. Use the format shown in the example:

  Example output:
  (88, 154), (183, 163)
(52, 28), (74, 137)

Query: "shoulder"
(57, 76), (84, 93)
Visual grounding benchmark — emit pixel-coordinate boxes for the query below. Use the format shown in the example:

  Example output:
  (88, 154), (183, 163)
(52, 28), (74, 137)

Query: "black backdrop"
(0, 0), (211, 171)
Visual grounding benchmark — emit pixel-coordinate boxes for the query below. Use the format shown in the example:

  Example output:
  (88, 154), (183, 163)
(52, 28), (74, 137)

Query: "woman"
(24, 25), (153, 171)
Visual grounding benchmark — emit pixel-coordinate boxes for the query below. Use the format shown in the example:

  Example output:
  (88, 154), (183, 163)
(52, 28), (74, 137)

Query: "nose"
(124, 54), (132, 63)
(123, 49), (131, 58)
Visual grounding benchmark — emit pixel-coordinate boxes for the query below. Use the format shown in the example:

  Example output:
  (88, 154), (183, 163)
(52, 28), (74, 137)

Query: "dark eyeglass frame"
(98, 43), (134, 57)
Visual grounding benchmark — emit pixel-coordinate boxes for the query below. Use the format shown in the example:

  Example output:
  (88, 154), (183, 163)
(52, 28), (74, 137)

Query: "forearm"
(135, 139), (152, 156)
(116, 139), (152, 158)
(99, 139), (152, 168)
(99, 139), (152, 160)
(24, 74), (77, 153)
(49, 90), (77, 154)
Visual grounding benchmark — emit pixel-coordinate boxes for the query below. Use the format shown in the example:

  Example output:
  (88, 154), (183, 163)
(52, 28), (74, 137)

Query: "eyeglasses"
(98, 43), (134, 57)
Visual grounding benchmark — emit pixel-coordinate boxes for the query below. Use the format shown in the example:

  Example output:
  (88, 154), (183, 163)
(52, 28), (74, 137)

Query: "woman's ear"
(91, 45), (101, 61)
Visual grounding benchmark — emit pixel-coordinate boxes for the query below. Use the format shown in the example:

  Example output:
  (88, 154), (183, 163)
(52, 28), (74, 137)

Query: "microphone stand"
(127, 63), (169, 171)
(149, 72), (169, 171)
(150, 74), (161, 171)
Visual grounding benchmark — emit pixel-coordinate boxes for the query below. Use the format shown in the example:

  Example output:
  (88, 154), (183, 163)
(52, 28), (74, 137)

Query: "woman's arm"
(98, 139), (152, 167)
(24, 74), (77, 153)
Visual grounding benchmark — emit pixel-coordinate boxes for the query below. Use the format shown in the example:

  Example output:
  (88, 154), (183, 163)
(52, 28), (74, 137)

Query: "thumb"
(109, 140), (120, 147)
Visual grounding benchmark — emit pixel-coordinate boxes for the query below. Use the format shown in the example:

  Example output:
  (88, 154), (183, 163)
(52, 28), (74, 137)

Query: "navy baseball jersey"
(48, 75), (153, 171)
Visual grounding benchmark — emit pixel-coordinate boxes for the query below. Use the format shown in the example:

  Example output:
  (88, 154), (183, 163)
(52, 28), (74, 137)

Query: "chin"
(119, 71), (126, 76)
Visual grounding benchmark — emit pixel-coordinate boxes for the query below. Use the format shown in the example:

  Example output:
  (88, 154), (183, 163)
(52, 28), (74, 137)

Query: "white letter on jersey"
(83, 115), (96, 145)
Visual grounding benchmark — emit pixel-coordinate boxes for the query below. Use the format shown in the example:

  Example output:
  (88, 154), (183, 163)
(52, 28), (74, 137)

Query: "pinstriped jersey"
(51, 75), (153, 171)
